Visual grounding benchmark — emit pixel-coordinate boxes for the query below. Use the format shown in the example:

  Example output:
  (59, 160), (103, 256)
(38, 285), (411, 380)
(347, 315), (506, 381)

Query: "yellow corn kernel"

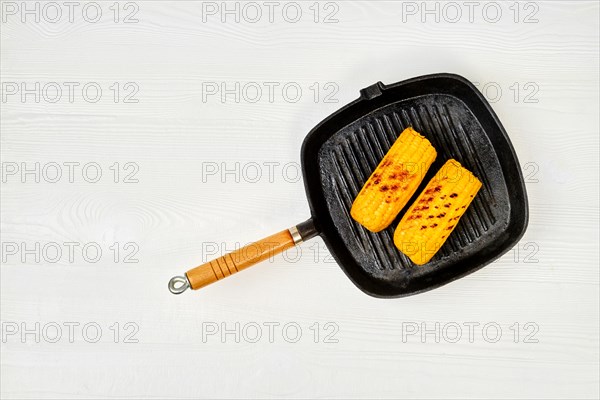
(393, 159), (482, 265)
(351, 127), (437, 232)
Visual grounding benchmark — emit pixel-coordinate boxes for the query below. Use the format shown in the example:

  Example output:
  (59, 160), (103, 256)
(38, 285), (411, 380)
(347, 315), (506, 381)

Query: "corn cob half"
(393, 159), (482, 265)
(351, 127), (437, 232)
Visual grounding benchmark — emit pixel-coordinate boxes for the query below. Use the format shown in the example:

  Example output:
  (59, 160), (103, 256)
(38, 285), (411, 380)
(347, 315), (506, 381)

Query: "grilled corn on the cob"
(350, 127), (437, 232)
(393, 159), (482, 265)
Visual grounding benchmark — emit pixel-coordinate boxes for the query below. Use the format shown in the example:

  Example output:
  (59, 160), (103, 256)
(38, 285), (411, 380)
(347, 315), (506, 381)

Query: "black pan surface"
(298, 73), (529, 298)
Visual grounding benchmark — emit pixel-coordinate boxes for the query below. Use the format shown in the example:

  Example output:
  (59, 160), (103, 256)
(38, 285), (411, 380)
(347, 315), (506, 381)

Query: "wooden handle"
(185, 229), (296, 290)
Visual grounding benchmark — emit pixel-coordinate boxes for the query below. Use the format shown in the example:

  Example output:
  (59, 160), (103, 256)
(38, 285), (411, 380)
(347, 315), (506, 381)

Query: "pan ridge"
(320, 94), (508, 276)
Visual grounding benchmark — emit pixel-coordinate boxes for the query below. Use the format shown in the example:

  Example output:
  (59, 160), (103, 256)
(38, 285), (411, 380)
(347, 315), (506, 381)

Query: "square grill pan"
(301, 74), (529, 297)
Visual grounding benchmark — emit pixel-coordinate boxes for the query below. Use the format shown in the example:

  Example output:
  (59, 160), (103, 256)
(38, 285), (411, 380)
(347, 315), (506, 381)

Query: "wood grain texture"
(1, 1), (598, 399)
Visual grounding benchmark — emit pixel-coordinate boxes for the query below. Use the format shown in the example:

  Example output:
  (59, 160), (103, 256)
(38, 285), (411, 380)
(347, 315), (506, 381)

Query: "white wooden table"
(1, 1), (598, 398)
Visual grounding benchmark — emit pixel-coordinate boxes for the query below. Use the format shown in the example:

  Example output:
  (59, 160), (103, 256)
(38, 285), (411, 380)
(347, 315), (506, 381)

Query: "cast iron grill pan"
(169, 74), (528, 298)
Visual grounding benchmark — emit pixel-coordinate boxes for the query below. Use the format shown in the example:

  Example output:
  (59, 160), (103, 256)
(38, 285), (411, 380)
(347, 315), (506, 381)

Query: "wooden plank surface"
(1, 1), (598, 398)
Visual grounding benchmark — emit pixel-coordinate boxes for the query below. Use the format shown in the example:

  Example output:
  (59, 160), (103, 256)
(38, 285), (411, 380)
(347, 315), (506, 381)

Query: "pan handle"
(168, 219), (317, 294)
